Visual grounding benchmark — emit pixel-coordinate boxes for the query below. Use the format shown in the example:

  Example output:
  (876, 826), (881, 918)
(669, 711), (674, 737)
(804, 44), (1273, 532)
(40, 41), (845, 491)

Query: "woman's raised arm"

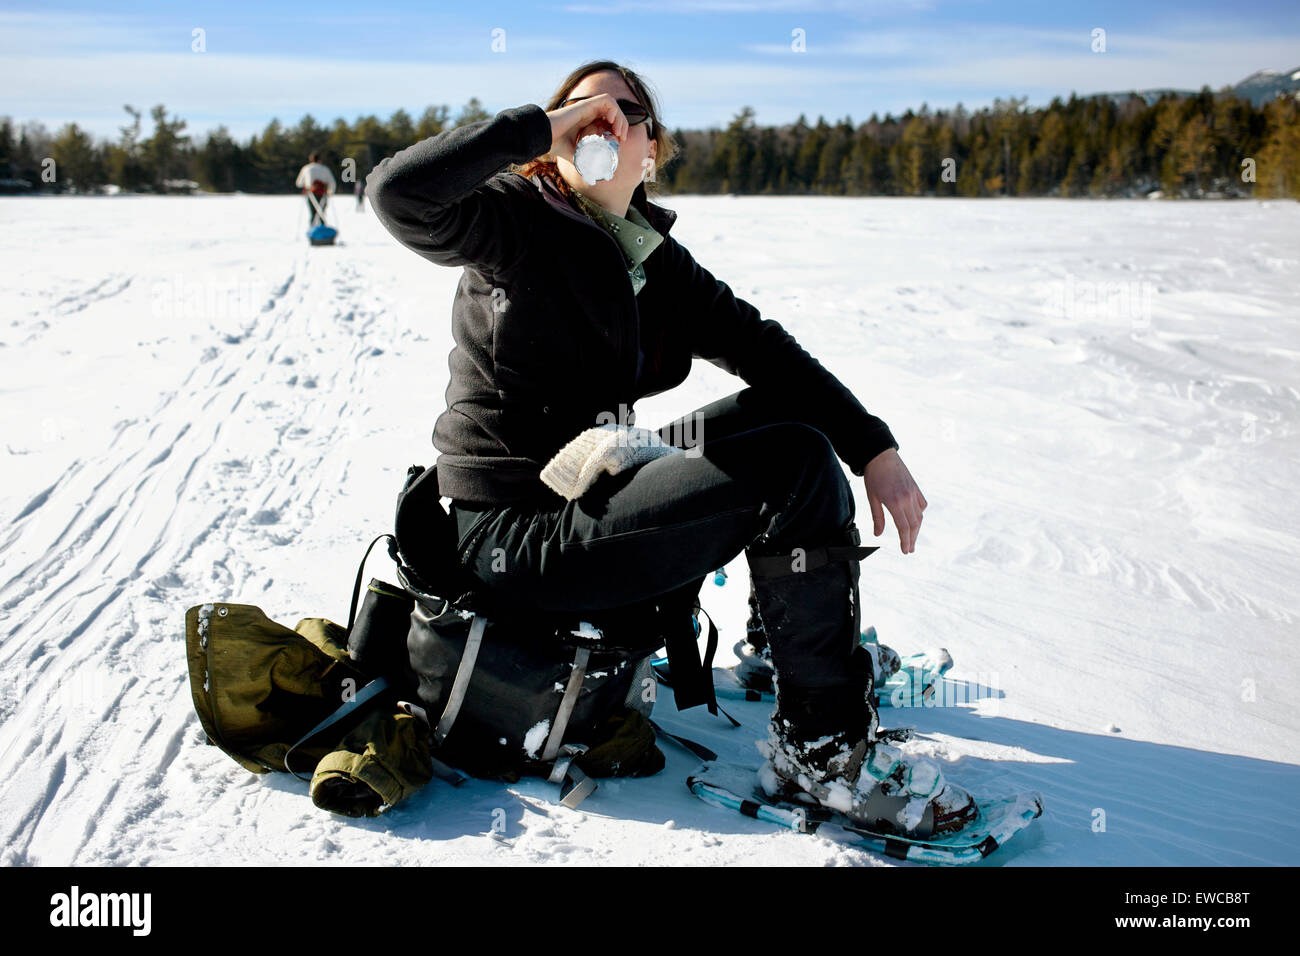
(365, 104), (553, 272)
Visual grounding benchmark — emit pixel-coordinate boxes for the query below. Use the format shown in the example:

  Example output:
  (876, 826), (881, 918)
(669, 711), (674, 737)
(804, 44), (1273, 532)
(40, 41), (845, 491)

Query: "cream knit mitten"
(540, 424), (683, 501)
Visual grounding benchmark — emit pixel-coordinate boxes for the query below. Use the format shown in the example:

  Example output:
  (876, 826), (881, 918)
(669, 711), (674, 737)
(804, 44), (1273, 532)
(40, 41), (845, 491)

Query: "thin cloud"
(3, 10), (1294, 141)
(562, 1), (935, 13)
(741, 22), (1300, 93)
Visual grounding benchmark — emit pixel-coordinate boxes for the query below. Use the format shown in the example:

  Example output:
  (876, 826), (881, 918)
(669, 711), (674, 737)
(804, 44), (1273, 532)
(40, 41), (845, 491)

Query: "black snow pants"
(449, 386), (873, 703)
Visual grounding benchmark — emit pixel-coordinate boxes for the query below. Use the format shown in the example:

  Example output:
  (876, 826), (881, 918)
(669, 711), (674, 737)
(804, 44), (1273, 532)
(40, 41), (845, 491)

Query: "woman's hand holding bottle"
(546, 93), (628, 158)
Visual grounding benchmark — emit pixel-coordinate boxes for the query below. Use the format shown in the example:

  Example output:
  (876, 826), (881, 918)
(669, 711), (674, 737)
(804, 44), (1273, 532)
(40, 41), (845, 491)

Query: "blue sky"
(2, 1), (1297, 143)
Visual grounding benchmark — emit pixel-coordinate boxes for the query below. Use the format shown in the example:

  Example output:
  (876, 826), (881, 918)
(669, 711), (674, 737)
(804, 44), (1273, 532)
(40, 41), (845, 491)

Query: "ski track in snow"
(0, 195), (1297, 866)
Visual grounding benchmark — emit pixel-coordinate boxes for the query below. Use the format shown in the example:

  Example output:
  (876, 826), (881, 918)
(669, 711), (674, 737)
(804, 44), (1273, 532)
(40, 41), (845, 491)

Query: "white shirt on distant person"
(295, 163), (336, 195)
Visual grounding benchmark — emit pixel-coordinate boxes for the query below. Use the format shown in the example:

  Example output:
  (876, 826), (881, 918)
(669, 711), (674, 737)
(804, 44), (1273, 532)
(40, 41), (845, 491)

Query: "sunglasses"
(559, 95), (654, 135)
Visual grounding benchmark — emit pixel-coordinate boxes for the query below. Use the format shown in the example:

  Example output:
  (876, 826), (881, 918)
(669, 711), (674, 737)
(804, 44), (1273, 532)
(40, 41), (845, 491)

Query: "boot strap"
(748, 526), (879, 578)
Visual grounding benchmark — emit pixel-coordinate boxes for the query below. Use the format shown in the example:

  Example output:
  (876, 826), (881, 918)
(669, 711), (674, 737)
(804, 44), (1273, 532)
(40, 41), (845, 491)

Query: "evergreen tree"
(0, 116), (14, 179)
(105, 106), (148, 191)
(51, 122), (106, 192)
(11, 81), (1297, 199)
(143, 105), (191, 190)
(194, 126), (241, 192)
(718, 107), (759, 193)
(1255, 96), (1300, 198)
(415, 105), (450, 140)
(387, 109), (415, 146)
(453, 98), (491, 128)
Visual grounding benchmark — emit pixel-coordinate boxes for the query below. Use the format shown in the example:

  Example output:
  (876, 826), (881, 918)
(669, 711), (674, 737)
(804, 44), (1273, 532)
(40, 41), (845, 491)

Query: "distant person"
(295, 151), (336, 224)
(355, 176), (365, 211)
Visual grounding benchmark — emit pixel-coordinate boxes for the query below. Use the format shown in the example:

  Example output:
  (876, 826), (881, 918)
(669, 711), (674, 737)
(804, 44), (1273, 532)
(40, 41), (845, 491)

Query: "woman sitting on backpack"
(366, 59), (976, 839)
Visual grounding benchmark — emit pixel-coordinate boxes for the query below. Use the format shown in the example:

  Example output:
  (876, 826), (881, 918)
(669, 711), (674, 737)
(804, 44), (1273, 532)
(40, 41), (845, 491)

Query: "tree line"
(2, 87), (1297, 199)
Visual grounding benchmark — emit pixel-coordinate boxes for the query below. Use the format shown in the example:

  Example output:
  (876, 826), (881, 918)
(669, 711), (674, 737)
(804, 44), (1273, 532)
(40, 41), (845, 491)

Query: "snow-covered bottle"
(574, 131), (620, 185)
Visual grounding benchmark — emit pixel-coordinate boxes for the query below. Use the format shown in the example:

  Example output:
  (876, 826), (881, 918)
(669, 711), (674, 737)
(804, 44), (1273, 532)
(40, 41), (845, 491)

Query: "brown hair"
(308, 151), (322, 163)
(512, 59), (677, 201)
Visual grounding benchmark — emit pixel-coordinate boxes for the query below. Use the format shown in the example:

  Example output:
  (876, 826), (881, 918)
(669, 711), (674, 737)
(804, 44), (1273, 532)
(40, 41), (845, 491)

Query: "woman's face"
(556, 70), (657, 206)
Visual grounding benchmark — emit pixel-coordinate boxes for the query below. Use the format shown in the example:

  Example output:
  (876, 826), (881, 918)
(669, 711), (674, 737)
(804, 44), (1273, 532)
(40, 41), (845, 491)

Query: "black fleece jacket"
(366, 103), (899, 505)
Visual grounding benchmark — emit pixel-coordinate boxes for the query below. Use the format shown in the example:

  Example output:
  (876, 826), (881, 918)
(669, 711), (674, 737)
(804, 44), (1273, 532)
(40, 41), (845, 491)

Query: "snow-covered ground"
(1, 192), (1296, 866)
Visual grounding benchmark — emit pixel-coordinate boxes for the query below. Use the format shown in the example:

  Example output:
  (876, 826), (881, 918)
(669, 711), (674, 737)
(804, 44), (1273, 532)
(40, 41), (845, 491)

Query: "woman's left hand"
(863, 448), (927, 554)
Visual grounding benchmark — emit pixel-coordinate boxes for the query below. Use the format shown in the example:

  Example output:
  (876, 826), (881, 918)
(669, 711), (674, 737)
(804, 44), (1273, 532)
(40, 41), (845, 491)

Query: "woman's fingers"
(600, 96), (629, 140)
(895, 501), (916, 554)
(869, 488), (885, 537)
(863, 451), (925, 552)
(906, 500), (923, 553)
(589, 96), (628, 143)
(883, 492), (923, 553)
(549, 94), (628, 152)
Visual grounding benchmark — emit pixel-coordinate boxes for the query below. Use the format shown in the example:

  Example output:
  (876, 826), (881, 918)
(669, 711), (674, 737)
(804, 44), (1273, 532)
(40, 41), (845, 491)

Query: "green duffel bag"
(185, 603), (363, 775)
(184, 600), (433, 817)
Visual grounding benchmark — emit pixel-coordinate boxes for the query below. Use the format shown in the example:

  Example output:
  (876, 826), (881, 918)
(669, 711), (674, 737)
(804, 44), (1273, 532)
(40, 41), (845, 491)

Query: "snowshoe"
(757, 727), (978, 839)
(688, 760), (1043, 864)
(710, 627), (945, 708)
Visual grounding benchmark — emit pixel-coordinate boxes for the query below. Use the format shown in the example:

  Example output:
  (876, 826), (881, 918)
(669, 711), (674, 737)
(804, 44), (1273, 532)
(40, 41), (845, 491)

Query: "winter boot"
(735, 540), (901, 694)
(731, 577), (775, 692)
(732, 628), (902, 695)
(757, 645), (977, 839)
(745, 523), (975, 839)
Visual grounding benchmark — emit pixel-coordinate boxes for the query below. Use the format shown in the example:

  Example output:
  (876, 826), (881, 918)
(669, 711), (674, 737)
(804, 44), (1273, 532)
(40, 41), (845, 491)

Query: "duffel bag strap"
(283, 676), (392, 781)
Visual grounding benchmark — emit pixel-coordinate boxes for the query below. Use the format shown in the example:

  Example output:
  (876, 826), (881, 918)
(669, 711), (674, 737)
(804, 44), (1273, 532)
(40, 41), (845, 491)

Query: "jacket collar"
(529, 172), (678, 238)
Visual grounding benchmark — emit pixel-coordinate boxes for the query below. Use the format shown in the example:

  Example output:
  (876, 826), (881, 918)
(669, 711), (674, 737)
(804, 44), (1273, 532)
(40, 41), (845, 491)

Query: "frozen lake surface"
(0, 192), (1296, 866)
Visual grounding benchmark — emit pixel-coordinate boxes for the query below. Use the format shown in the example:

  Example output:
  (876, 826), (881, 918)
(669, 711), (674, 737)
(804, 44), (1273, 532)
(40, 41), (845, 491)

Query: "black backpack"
(344, 464), (723, 806)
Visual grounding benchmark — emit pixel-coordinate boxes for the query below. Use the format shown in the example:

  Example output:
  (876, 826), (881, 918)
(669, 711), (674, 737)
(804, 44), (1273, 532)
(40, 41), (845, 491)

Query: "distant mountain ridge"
(1090, 65), (1300, 106)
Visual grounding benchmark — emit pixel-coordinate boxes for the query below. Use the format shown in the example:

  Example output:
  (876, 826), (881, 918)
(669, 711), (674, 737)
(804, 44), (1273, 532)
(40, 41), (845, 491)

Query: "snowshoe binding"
(757, 644), (977, 840)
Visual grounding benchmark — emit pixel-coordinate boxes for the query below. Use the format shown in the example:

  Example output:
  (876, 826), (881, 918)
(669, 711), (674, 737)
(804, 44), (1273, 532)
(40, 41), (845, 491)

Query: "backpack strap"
(395, 701), (470, 786)
(648, 719), (719, 762)
(663, 603), (708, 711)
(428, 617), (604, 809)
(663, 603), (740, 725)
(347, 532), (399, 633)
(542, 646), (591, 763)
(433, 613), (488, 745)
(547, 744), (598, 809)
